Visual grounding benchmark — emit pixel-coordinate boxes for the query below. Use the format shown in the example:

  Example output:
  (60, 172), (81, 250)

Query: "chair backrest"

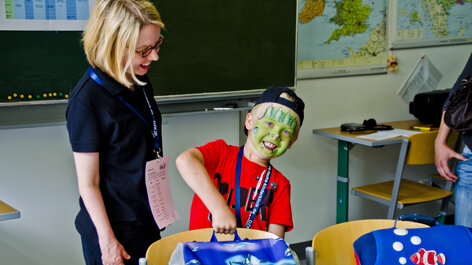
(146, 228), (278, 265)
(312, 219), (429, 265)
(405, 130), (459, 165)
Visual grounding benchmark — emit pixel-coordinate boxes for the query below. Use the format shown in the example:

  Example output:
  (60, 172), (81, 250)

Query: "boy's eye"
(282, 129), (292, 136)
(265, 121), (274, 127)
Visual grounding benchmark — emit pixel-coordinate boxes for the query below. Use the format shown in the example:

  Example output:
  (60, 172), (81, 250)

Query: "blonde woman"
(66, 1), (165, 264)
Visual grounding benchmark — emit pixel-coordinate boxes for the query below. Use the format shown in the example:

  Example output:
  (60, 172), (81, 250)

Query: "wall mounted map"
(392, 0), (472, 49)
(297, 0), (387, 79)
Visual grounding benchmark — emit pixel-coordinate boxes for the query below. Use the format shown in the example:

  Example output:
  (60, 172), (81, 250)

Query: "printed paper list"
(145, 156), (180, 229)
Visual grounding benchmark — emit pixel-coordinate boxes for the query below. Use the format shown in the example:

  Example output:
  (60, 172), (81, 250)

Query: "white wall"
(1, 44), (471, 264)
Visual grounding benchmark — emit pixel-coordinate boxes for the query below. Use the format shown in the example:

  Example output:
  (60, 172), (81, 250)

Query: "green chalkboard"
(0, 31), (86, 102)
(0, 0), (296, 103)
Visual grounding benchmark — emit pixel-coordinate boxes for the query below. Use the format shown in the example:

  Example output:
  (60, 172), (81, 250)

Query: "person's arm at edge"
(436, 53), (472, 181)
(73, 152), (130, 265)
(435, 112), (466, 181)
(176, 148), (237, 234)
(268, 223), (286, 238)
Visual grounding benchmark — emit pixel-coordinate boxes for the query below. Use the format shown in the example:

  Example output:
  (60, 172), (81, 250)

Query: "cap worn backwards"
(255, 86), (305, 126)
(245, 86), (305, 135)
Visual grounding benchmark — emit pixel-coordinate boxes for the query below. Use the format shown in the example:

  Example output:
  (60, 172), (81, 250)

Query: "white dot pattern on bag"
(411, 236), (421, 245)
(393, 241), (404, 251)
(390, 228), (432, 264)
(392, 229), (409, 264)
(394, 228), (408, 236)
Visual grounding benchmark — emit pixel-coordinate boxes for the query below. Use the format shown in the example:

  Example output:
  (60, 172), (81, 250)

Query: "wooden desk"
(313, 120), (431, 223)
(0, 200), (20, 221)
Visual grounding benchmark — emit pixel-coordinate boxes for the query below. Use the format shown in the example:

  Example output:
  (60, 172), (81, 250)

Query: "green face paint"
(250, 105), (298, 159)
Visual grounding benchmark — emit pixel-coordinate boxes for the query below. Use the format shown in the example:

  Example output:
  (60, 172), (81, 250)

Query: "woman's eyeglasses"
(136, 35), (164, 58)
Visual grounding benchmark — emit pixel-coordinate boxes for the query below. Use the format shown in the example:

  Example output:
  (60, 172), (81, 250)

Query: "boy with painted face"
(176, 87), (304, 238)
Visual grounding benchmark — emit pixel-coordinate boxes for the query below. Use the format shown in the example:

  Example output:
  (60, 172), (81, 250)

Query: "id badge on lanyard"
(145, 156), (180, 229)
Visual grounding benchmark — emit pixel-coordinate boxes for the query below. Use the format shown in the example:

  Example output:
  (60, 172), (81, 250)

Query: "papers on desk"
(356, 129), (421, 141)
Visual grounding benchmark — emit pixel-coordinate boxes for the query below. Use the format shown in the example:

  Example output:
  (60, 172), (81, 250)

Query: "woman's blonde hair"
(83, 0), (164, 87)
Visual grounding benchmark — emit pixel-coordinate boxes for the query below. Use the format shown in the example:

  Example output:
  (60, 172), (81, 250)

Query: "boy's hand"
(212, 207), (237, 234)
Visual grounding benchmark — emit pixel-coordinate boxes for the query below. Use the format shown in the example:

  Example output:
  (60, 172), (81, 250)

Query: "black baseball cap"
(245, 86), (305, 135)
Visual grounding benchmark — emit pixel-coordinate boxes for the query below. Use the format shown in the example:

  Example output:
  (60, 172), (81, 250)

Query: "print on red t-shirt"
(189, 139), (293, 232)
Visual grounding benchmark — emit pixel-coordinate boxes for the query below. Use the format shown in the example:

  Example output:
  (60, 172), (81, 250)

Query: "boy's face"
(249, 104), (298, 159)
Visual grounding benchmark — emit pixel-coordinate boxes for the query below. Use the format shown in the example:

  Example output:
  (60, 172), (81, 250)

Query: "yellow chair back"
(312, 219), (428, 265)
(406, 130), (459, 165)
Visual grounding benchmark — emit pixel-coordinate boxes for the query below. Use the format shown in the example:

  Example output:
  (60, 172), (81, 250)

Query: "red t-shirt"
(189, 139), (293, 232)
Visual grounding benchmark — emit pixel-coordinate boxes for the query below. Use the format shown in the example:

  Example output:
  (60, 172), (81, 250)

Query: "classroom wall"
(1, 45), (471, 264)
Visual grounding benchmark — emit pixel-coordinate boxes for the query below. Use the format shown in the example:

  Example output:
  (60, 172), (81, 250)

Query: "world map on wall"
(297, 0), (387, 76)
(395, 0), (472, 46)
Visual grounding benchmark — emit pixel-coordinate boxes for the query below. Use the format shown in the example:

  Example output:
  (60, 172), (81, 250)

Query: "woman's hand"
(99, 236), (130, 265)
(435, 141), (465, 182)
(435, 113), (466, 182)
(211, 207), (237, 235)
(74, 152), (130, 265)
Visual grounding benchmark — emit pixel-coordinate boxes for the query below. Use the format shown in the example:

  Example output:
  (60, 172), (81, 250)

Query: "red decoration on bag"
(410, 248), (445, 265)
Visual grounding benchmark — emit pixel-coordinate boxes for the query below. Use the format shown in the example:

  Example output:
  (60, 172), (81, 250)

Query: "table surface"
(312, 119), (436, 223)
(313, 120), (432, 146)
(0, 200), (20, 221)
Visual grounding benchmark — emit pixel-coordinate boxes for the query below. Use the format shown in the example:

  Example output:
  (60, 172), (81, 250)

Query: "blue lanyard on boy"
(234, 145), (271, 228)
(88, 67), (161, 157)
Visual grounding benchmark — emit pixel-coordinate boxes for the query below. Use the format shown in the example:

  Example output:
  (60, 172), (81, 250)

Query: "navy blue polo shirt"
(66, 66), (162, 243)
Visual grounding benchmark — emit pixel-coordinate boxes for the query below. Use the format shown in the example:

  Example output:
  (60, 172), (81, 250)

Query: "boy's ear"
(245, 112), (254, 134)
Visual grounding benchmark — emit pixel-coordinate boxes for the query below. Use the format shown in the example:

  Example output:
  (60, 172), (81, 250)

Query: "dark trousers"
(81, 232), (161, 265)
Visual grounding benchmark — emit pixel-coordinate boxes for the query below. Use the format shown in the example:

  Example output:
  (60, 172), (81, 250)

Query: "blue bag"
(353, 216), (472, 265)
(169, 230), (296, 265)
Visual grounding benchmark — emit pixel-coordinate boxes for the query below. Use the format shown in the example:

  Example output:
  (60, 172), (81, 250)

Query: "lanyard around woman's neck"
(234, 145), (272, 228)
(88, 67), (161, 157)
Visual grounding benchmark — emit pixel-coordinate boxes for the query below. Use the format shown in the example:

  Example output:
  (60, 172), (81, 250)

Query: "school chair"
(305, 219), (429, 265)
(144, 228), (299, 265)
(350, 130), (459, 221)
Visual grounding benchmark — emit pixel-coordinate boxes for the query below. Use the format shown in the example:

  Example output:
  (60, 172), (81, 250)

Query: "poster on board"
(0, 0), (95, 31)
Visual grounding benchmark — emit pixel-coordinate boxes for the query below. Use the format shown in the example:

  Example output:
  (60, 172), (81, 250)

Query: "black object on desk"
(340, 119), (393, 132)
(340, 123), (365, 132)
(409, 89), (450, 126)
